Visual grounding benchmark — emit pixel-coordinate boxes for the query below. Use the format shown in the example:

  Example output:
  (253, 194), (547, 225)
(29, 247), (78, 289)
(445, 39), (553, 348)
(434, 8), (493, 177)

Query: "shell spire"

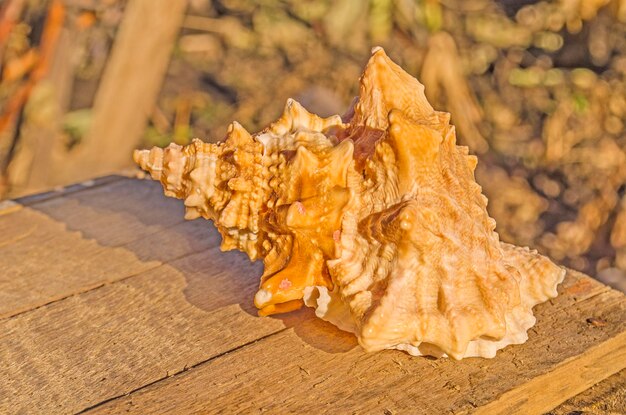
(351, 47), (437, 129)
(134, 48), (564, 359)
(133, 141), (198, 199)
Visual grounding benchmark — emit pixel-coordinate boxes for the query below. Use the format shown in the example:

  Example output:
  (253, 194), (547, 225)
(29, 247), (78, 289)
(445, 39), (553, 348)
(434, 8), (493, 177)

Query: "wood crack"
(74, 329), (290, 414)
(0, 241), (214, 321)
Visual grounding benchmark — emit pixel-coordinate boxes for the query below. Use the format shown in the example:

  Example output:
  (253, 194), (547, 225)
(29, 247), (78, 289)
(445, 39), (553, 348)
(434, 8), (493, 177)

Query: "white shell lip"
(254, 289), (272, 307)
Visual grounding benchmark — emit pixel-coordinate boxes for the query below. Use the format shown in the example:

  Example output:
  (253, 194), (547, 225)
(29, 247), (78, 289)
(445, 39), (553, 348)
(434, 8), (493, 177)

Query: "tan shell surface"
(134, 48), (564, 359)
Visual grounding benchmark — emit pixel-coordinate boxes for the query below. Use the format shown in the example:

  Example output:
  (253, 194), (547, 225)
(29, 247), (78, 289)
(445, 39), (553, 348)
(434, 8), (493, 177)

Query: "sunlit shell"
(134, 47), (564, 359)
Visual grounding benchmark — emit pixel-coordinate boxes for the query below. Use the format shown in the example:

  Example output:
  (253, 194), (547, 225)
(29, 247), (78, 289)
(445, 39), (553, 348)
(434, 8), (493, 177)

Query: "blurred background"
(1, 0), (625, 291)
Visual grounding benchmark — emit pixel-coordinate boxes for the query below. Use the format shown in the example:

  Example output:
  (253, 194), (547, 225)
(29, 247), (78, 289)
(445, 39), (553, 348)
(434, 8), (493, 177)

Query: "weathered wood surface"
(0, 176), (215, 318)
(1, 176), (625, 414)
(550, 369), (625, 414)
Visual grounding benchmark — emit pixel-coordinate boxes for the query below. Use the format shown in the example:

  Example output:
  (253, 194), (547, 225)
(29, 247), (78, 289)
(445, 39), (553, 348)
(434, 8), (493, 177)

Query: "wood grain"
(0, 177), (216, 318)
(0, 248), (292, 414)
(472, 331), (626, 415)
(79, 271), (626, 415)
(550, 369), (626, 414)
(2, 178), (625, 415)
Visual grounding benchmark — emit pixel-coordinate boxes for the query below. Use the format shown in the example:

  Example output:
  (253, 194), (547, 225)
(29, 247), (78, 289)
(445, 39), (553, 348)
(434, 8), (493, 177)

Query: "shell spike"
(134, 143), (196, 197)
(353, 47), (436, 129)
(133, 147), (164, 181)
(227, 121), (253, 146)
(134, 48), (564, 361)
(268, 98), (342, 136)
(326, 139), (355, 188)
(467, 155), (478, 172)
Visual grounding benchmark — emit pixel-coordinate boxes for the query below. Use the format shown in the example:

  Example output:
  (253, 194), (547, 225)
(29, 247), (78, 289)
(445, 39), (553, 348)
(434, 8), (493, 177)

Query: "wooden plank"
(13, 174), (124, 207)
(0, 175), (124, 216)
(0, 177), (217, 318)
(472, 331), (626, 415)
(0, 199), (21, 216)
(1, 177), (624, 414)
(61, 0), (188, 183)
(81, 271), (626, 415)
(549, 369), (625, 414)
(0, 248), (291, 415)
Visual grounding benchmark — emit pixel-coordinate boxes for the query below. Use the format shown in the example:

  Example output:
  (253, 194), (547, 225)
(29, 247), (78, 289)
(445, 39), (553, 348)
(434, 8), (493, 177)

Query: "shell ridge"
(134, 47), (564, 359)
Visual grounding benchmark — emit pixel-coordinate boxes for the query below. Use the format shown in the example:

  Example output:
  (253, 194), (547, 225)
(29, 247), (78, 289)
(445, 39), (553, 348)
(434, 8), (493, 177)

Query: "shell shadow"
(25, 176), (260, 315)
(176, 247), (263, 316)
(25, 176), (358, 353)
(25, 177), (201, 254)
(272, 307), (359, 354)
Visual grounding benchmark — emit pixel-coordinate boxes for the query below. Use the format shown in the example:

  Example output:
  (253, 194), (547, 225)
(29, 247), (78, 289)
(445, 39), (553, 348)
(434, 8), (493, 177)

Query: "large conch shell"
(134, 47), (565, 359)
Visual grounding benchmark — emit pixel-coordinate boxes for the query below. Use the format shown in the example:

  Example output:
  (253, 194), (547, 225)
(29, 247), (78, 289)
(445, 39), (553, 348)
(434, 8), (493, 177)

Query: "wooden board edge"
(549, 369), (626, 414)
(12, 174), (125, 206)
(472, 329), (626, 415)
(0, 199), (22, 215)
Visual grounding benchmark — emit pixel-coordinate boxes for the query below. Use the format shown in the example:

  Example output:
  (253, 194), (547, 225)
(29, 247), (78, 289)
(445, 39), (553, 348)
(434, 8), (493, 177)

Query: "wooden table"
(1, 175), (625, 414)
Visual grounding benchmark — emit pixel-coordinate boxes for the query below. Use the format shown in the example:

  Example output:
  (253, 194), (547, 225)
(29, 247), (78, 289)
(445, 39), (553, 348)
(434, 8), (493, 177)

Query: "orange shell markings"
(134, 48), (564, 359)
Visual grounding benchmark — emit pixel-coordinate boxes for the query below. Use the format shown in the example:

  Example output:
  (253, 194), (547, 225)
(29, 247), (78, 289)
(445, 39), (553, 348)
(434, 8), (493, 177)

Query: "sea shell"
(134, 47), (565, 359)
